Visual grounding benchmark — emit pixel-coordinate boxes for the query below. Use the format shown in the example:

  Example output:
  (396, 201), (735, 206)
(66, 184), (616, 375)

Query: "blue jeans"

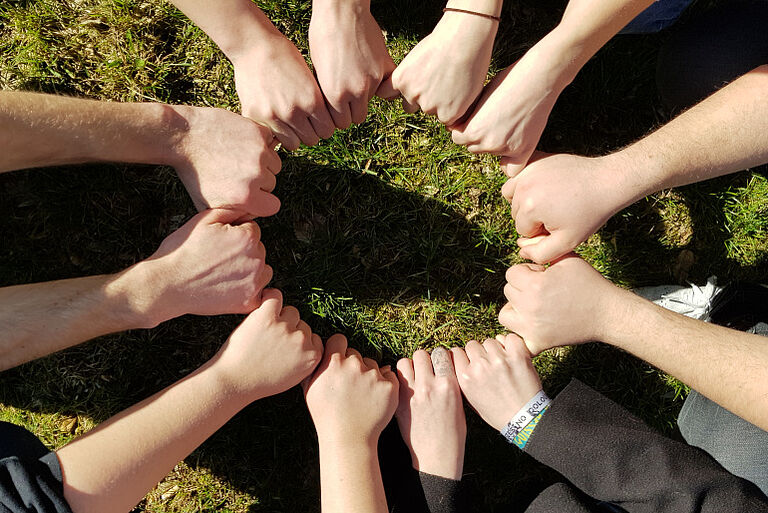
(621, 0), (694, 34)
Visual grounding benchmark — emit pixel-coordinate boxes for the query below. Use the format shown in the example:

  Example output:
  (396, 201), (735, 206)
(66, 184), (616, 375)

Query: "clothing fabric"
(0, 422), (72, 513)
(415, 381), (768, 513)
(678, 322), (768, 496)
(620, 0), (694, 34)
(523, 380), (768, 513)
(656, 0), (768, 111)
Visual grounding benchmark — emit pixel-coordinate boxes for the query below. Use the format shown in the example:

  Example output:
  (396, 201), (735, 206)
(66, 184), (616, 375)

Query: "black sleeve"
(417, 472), (466, 513)
(0, 423), (72, 513)
(524, 482), (598, 513)
(523, 379), (768, 513)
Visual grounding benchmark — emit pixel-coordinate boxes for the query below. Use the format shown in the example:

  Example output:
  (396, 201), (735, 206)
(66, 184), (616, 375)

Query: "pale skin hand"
(0, 208), (271, 371)
(501, 152), (623, 263)
(233, 35), (336, 150)
(395, 348), (466, 480)
(452, 0), (654, 161)
(450, 37), (567, 160)
(501, 65), (768, 263)
(451, 334), (543, 431)
(168, 0), (335, 150)
(56, 295), (321, 513)
(169, 105), (282, 218)
(309, 0), (395, 128)
(0, 92), (282, 218)
(385, 9), (499, 125)
(304, 334), (398, 513)
(140, 208), (272, 325)
(500, 254), (768, 431)
(214, 288), (324, 401)
(499, 254), (619, 355)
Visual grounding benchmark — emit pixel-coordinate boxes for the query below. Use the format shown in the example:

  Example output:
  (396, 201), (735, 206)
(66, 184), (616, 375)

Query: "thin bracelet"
(442, 7), (501, 22)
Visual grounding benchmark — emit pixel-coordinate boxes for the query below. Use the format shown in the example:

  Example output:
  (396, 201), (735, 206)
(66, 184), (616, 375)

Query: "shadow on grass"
(0, 156), (514, 511)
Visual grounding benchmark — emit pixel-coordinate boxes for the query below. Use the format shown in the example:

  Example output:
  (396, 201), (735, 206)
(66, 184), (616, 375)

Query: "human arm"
(382, 0), (501, 125)
(303, 334), (399, 513)
(55, 289), (323, 513)
(451, 0), (654, 160)
(0, 208), (271, 371)
(524, 379), (768, 512)
(0, 91), (282, 217)
(451, 333), (768, 512)
(499, 255), (768, 431)
(501, 65), (768, 263)
(168, 0), (335, 149)
(309, 0), (395, 128)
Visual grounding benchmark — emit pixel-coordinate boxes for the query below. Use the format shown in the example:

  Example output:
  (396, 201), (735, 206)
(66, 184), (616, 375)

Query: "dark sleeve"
(523, 379), (768, 513)
(0, 423), (72, 513)
(417, 472), (466, 513)
(524, 482), (598, 513)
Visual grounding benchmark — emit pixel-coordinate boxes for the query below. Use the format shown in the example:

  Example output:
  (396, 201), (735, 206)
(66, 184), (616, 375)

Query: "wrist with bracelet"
(500, 390), (551, 449)
(442, 7), (500, 22)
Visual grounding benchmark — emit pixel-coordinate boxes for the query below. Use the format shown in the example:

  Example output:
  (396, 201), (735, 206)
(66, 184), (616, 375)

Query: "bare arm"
(0, 268), (157, 371)
(0, 209), (270, 372)
(503, 65), (768, 263)
(56, 290), (323, 513)
(304, 335), (398, 513)
(0, 91), (180, 173)
(167, 0), (334, 149)
(605, 289), (768, 431)
(452, 0), (654, 160)
(500, 255), (768, 431)
(610, 64), (768, 206)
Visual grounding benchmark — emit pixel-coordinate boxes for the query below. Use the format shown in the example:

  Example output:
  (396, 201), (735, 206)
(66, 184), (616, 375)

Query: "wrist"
(531, 25), (598, 89)
(592, 284), (645, 346)
(318, 435), (379, 456)
(106, 261), (173, 330)
(588, 154), (643, 219)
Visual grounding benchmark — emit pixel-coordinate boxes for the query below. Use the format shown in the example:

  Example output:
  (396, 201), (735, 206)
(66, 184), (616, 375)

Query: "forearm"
(603, 290), (768, 430)
(525, 380), (768, 512)
(56, 357), (253, 513)
(533, 0), (654, 86)
(608, 65), (768, 205)
(0, 91), (186, 173)
(168, 0), (282, 63)
(318, 439), (388, 513)
(0, 263), (161, 371)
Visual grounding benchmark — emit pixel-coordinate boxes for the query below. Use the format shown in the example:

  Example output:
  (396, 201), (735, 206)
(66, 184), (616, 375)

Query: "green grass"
(1, 0), (767, 511)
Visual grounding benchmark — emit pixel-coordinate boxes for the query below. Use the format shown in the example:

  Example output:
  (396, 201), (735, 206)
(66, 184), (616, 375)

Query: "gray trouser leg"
(678, 324), (768, 495)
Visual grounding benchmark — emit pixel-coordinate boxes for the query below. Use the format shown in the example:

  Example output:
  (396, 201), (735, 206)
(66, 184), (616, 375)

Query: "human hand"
(384, 10), (498, 125)
(141, 209), (271, 325)
(451, 334), (542, 431)
(309, 3), (395, 128)
(451, 36), (575, 161)
(230, 33), (335, 150)
(304, 334), (399, 444)
(501, 153), (628, 263)
(499, 254), (627, 355)
(395, 348), (466, 480)
(213, 289), (323, 401)
(168, 105), (282, 218)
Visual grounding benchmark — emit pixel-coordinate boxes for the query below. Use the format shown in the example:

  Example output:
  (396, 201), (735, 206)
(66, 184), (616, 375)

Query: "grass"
(1, 0), (766, 511)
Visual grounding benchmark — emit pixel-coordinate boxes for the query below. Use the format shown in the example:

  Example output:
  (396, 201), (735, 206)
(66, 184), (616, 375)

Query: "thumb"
(376, 75), (399, 100)
(500, 151), (551, 178)
(518, 233), (571, 264)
